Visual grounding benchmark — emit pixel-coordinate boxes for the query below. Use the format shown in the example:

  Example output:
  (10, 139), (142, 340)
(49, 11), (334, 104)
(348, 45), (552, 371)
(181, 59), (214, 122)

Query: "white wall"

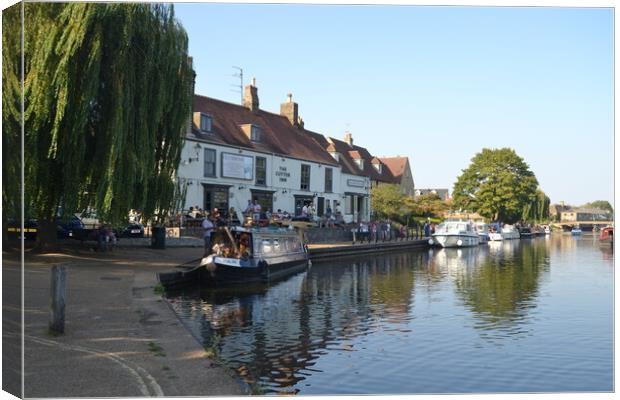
(177, 139), (359, 217)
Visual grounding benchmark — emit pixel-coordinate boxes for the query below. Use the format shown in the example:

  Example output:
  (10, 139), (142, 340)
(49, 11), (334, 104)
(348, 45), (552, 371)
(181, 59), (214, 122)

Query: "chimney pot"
(344, 132), (353, 146)
(243, 79), (259, 111)
(280, 93), (299, 126)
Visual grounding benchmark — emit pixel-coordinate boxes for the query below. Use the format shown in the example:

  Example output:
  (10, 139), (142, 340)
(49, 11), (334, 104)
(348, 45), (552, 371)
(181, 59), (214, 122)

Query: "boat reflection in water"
(165, 235), (611, 395)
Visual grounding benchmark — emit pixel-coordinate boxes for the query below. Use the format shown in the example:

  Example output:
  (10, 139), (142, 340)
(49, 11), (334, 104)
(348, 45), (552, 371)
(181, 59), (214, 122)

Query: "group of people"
(423, 220), (436, 237)
(353, 220), (409, 243)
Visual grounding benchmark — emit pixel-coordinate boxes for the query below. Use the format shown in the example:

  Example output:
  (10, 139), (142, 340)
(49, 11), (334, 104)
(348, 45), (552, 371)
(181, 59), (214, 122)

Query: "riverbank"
(3, 245), (247, 398)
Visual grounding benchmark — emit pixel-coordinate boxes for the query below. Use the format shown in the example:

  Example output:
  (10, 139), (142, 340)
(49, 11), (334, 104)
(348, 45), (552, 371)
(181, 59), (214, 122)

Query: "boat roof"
(228, 225), (300, 237)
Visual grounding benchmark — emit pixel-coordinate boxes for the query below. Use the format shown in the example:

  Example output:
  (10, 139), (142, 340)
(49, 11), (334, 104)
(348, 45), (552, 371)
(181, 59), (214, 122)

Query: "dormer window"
(373, 163), (382, 173)
(355, 159), (364, 170)
(240, 123), (261, 142)
(251, 125), (261, 142)
(329, 152), (339, 161)
(200, 114), (213, 133)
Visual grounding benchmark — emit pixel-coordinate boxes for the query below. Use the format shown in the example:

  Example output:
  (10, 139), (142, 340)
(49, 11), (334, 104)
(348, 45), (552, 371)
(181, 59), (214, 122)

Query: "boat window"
(262, 239), (272, 253)
(273, 239), (280, 252)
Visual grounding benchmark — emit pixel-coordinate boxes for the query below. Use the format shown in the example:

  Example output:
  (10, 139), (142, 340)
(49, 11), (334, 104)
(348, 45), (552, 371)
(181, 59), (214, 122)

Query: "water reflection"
(437, 240), (549, 340)
(165, 235), (612, 394)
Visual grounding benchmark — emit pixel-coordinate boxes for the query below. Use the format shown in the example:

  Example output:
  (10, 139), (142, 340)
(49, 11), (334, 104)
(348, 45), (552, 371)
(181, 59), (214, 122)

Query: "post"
(49, 264), (66, 334)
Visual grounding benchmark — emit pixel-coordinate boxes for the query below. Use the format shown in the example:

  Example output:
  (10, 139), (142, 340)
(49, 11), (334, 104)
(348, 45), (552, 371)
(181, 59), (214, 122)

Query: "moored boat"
(599, 226), (613, 244)
(474, 221), (490, 244)
(518, 226), (533, 239)
(501, 224), (520, 240)
(571, 226), (582, 235)
(488, 222), (503, 241)
(159, 226), (309, 288)
(430, 220), (479, 248)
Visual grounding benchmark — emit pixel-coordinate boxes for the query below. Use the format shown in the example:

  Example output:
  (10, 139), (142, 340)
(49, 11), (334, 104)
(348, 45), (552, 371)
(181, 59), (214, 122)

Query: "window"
(355, 158), (364, 170)
(324, 168), (333, 193)
(200, 114), (213, 132)
(255, 157), (266, 186)
(251, 125), (261, 142)
(204, 148), (216, 177)
(300, 164), (311, 190)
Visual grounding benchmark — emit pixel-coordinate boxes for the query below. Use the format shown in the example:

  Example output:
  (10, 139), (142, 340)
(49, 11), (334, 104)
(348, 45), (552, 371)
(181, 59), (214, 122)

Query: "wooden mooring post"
(49, 264), (67, 334)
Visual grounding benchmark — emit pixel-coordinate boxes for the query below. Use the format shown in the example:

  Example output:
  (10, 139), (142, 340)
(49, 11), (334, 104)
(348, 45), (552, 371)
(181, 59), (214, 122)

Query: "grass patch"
(153, 283), (165, 295)
(148, 341), (166, 357)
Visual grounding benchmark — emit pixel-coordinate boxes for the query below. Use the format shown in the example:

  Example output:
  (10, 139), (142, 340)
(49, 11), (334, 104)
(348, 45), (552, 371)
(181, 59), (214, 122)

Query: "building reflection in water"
(165, 240), (555, 394)
(166, 251), (429, 394)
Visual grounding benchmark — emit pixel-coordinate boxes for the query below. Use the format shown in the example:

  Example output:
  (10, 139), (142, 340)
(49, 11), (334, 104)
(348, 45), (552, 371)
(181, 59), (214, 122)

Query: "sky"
(174, 3), (614, 206)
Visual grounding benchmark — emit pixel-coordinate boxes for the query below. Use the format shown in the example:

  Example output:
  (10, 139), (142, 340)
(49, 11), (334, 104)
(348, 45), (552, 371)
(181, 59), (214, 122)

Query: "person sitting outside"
(202, 212), (214, 256)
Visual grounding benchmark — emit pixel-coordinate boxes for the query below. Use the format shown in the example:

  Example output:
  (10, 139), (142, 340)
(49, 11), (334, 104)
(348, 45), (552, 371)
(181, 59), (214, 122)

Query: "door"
(203, 185), (229, 215)
(317, 197), (325, 216)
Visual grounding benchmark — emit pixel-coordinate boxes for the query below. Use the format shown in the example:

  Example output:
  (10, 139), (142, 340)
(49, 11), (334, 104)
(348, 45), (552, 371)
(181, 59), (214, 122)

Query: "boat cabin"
(208, 226), (305, 260)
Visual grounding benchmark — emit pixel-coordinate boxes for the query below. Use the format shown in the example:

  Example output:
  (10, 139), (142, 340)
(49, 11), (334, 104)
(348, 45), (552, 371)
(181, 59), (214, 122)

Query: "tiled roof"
(191, 95), (338, 166)
(379, 157), (409, 181)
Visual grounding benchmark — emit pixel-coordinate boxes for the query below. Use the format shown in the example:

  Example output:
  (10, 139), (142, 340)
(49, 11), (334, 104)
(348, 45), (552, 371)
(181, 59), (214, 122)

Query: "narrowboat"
(158, 226), (309, 288)
(600, 226), (613, 245)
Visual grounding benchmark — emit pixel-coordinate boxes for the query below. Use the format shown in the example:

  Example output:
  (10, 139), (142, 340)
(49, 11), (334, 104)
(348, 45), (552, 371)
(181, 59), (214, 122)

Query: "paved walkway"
(3, 246), (247, 398)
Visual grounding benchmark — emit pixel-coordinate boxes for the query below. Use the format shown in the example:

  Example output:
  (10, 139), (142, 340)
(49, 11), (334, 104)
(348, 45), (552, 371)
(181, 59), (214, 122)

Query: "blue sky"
(174, 4), (613, 206)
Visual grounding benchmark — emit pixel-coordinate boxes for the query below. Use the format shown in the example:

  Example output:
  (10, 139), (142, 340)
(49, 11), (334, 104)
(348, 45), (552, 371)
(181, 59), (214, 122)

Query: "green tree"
(2, 4), (24, 241)
(370, 184), (407, 221)
(452, 148), (539, 223)
(522, 188), (550, 223)
(3, 3), (193, 248)
(404, 192), (449, 219)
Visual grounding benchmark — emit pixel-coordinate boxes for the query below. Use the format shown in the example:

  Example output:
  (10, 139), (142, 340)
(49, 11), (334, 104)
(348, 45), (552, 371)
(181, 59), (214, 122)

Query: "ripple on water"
(165, 237), (613, 394)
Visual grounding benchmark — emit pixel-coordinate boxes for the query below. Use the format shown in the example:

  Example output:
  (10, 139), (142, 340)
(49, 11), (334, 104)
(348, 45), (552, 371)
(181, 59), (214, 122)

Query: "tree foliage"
(452, 148), (539, 223)
(2, 4), (23, 226)
(3, 3), (193, 239)
(404, 193), (449, 219)
(521, 189), (550, 223)
(370, 184), (405, 221)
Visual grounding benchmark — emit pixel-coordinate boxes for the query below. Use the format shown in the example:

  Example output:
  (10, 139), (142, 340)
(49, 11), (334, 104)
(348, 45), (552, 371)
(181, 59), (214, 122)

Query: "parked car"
(56, 216), (87, 239)
(120, 222), (145, 238)
(75, 209), (100, 229)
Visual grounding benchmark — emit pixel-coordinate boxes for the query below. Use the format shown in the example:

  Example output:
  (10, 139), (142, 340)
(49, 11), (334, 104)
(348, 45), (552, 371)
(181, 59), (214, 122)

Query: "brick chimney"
(243, 77), (259, 112)
(344, 132), (353, 146)
(280, 93), (299, 126)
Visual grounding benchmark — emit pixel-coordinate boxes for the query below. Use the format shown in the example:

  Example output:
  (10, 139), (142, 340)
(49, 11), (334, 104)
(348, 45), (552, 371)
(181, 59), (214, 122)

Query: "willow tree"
(522, 188), (550, 223)
(452, 148), (539, 223)
(4, 3), (193, 247)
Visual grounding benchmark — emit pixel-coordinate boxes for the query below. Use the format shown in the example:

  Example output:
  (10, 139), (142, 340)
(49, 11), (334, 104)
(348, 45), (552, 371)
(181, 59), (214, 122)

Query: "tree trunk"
(35, 218), (58, 252)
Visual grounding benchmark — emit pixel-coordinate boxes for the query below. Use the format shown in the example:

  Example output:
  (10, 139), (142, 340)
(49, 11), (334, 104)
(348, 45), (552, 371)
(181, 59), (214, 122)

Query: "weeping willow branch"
(4, 3), (193, 234)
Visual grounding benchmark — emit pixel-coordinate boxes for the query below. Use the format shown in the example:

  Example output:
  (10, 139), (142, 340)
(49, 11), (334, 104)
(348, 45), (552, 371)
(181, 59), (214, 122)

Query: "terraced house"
(177, 78), (414, 223)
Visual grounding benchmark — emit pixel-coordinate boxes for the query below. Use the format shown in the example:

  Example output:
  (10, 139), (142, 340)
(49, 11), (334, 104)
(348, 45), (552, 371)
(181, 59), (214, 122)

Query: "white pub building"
(177, 79), (412, 223)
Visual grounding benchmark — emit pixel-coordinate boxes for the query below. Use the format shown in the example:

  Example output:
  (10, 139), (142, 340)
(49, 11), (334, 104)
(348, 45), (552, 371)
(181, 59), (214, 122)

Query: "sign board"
(275, 166), (291, 183)
(222, 152), (253, 180)
(347, 178), (366, 188)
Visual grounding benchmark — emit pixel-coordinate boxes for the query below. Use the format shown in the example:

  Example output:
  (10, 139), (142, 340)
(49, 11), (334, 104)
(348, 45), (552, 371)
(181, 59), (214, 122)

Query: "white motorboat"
(501, 224), (520, 240)
(488, 222), (503, 241)
(571, 226), (582, 235)
(430, 220), (480, 248)
(474, 222), (490, 244)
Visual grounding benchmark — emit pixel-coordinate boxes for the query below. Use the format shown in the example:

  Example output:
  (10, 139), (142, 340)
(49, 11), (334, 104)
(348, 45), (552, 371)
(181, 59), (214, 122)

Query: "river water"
(165, 234), (613, 395)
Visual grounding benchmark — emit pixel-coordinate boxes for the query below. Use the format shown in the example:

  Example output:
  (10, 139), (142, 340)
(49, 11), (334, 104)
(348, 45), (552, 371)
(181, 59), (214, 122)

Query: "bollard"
(49, 264), (66, 334)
